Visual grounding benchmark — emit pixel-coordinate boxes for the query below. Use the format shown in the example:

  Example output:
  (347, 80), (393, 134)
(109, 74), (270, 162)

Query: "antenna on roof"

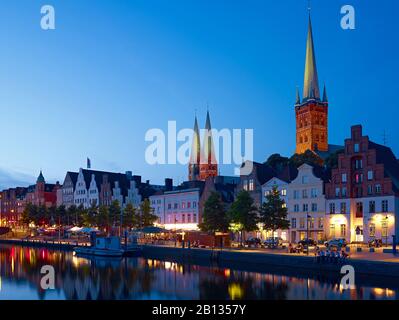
(308, 0), (312, 13)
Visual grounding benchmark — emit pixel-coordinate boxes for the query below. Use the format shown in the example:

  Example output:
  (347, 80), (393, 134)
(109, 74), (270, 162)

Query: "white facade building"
(150, 188), (200, 231)
(287, 164), (327, 243)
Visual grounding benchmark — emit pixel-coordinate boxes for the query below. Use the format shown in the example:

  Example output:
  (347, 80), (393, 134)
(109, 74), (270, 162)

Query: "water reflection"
(0, 245), (397, 300)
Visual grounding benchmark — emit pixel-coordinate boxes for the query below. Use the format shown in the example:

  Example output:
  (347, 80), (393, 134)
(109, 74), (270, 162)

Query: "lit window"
(281, 189), (287, 196)
(249, 179), (254, 191)
(368, 171), (373, 180)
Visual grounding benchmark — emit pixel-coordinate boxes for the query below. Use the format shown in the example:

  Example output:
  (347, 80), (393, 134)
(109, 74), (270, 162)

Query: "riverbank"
(0, 238), (89, 250)
(141, 244), (399, 279)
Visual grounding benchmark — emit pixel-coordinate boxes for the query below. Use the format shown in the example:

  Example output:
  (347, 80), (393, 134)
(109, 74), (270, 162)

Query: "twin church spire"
(189, 111), (218, 181)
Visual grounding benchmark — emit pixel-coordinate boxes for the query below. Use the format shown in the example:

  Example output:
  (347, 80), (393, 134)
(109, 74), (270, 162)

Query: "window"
(294, 204), (299, 212)
(187, 202), (191, 208)
(193, 214), (197, 223)
(182, 214), (185, 223)
(375, 184), (381, 194)
(293, 190), (299, 199)
(382, 200), (389, 212)
(355, 159), (363, 169)
(335, 188), (340, 197)
(264, 190), (270, 197)
(382, 220), (388, 237)
(369, 223), (376, 237)
(311, 203), (317, 212)
(281, 189), (287, 196)
(367, 185), (373, 195)
(174, 203), (178, 209)
(354, 143), (360, 153)
(355, 173), (363, 184)
(311, 188), (318, 198)
(243, 180), (248, 191)
(291, 218), (297, 228)
(342, 187), (347, 197)
(299, 218), (305, 229)
(329, 203), (335, 214)
(318, 217), (324, 229)
(369, 201), (375, 213)
(356, 202), (363, 218)
(303, 204), (309, 212)
(340, 202), (346, 214)
(187, 214), (191, 223)
(249, 179), (254, 191)
(168, 203), (172, 210)
(309, 218), (315, 229)
(282, 203), (287, 209)
(302, 189), (308, 199)
(340, 224), (346, 237)
(181, 202), (186, 209)
(193, 201), (197, 208)
(302, 176), (309, 184)
(342, 173), (347, 183)
(368, 171), (373, 180)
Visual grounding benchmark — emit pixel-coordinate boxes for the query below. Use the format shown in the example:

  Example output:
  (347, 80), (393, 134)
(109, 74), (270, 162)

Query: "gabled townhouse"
(287, 163), (330, 243)
(325, 125), (399, 245)
(238, 161), (278, 207)
(60, 171), (78, 208)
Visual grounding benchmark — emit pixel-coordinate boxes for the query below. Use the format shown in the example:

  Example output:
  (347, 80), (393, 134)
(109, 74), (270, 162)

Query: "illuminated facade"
(325, 125), (399, 244)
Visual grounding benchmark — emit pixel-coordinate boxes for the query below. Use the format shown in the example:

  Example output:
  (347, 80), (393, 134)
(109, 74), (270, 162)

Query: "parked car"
(368, 239), (382, 248)
(298, 239), (317, 247)
(245, 237), (261, 247)
(263, 237), (283, 248)
(324, 238), (347, 249)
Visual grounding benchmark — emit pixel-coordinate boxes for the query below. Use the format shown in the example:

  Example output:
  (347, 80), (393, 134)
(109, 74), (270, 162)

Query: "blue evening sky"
(0, 0), (398, 187)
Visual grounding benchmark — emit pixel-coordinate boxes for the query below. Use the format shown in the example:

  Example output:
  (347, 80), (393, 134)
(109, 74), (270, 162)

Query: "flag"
(87, 158), (91, 169)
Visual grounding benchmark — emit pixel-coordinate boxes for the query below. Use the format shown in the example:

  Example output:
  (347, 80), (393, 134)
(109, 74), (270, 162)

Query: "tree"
(140, 199), (158, 228)
(265, 153), (289, 171)
(37, 205), (48, 226)
(324, 149), (344, 169)
(259, 186), (290, 242)
(228, 190), (259, 245)
(289, 150), (323, 168)
(82, 203), (97, 227)
(76, 204), (86, 226)
(96, 205), (110, 234)
(56, 205), (66, 226)
(21, 203), (36, 227)
(199, 192), (230, 246)
(66, 205), (78, 226)
(123, 203), (139, 229)
(109, 200), (122, 228)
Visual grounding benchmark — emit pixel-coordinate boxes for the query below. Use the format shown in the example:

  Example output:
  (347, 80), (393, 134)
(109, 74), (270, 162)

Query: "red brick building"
(25, 171), (61, 207)
(325, 125), (399, 244)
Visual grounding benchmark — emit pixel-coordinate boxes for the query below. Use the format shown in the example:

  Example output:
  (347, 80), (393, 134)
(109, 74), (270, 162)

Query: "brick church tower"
(199, 111), (218, 180)
(188, 111), (218, 181)
(295, 14), (329, 154)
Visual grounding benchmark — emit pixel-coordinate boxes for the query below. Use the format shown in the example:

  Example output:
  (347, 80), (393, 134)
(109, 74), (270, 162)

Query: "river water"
(0, 244), (397, 300)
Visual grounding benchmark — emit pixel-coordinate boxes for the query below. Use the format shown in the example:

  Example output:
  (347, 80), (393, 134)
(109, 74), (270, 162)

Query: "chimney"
(165, 178), (173, 191)
(125, 171), (133, 180)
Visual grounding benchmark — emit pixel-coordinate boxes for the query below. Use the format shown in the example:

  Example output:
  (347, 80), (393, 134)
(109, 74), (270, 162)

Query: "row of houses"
(238, 125), (399, 245)
(0, 168), (173, 226)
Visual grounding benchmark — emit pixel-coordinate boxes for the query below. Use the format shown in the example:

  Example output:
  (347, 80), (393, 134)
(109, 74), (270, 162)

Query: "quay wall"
(142, 245), (399, 279)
